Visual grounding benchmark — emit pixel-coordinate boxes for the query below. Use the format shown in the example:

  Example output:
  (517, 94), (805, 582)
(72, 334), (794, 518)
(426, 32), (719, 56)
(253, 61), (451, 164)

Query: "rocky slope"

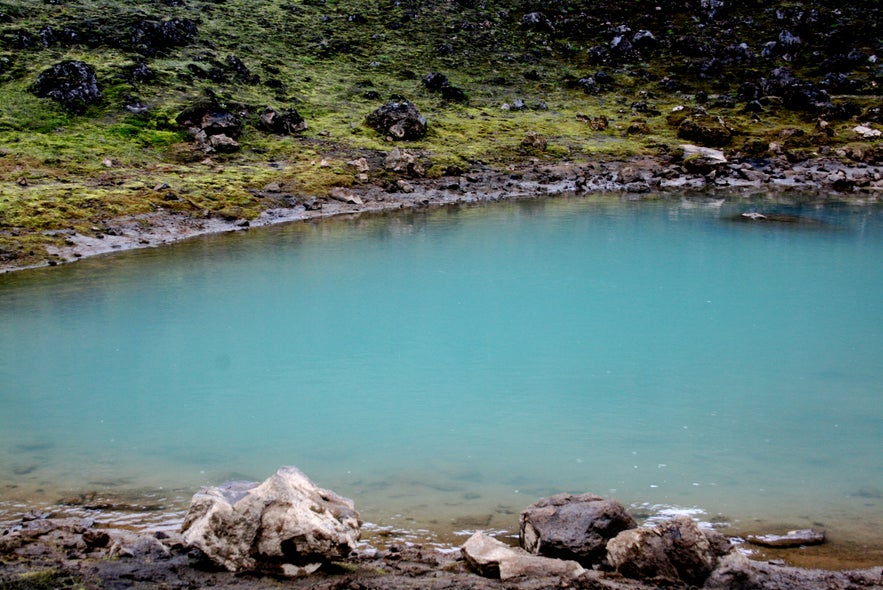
(0, 0), (881, 269)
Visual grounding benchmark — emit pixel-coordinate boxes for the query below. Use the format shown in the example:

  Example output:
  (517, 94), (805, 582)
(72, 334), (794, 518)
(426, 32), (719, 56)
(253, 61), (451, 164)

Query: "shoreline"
(3, 154), (882, 275)
(2, 474), (883, 572)
(3, 155), (883, 586)
(2, 492), (883, 589)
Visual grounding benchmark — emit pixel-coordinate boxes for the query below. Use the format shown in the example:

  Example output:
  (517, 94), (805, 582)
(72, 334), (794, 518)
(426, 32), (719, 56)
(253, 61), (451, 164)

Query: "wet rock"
(181, 466), (361, 575)
(747, 529), (825, 548)
(31, 60), (101, 113)
(520, 492), (636, 566)
(606, 515), (724, 586)
(258, 107), (307, 134)
(365, 101), (427, 140)
(462, 532), (585, 581)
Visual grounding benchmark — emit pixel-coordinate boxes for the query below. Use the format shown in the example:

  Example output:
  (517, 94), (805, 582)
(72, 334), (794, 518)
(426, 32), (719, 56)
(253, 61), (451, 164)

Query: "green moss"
(0, 567), (86, 589)
(0, 0), (879, 268)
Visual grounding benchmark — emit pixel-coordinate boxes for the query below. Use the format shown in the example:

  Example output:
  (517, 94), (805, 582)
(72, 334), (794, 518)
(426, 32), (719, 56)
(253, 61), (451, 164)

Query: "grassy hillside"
(0, 0), (881, 266)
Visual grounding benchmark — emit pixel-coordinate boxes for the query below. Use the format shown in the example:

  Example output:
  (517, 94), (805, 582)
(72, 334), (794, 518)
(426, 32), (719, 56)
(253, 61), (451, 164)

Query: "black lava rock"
(258, 107), (307, 134)
(365, 101), (427, 140)
(31, 60), (101, 113)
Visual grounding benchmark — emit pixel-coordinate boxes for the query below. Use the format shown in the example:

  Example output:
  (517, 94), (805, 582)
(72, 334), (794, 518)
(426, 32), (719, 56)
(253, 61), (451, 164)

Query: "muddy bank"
(1, 512), (882, 590)
(4, 153), (881, 274)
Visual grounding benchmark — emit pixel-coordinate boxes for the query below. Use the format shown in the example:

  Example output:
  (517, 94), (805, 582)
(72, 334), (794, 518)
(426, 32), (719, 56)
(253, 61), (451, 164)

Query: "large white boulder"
(181, 466), (361, 575)
(462, 531), (585, 581)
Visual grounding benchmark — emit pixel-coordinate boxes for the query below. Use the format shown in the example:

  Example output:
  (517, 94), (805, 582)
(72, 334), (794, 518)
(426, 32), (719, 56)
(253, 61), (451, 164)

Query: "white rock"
(462, 531), (585, 581)
(680, 144), (728, 164)
(853, 125), (881, 138)
(328, 187), (364, 205)
(181, 466), (361, 575)
(347, 157), (370, 173)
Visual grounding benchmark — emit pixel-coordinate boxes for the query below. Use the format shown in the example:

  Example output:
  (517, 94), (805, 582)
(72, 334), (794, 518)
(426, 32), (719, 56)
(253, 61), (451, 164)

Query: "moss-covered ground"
(0, 0), (880, 267)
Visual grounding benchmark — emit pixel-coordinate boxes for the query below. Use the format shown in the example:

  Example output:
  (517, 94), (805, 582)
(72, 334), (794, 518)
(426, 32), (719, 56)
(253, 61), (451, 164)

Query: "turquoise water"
(1, 195), (882, 548)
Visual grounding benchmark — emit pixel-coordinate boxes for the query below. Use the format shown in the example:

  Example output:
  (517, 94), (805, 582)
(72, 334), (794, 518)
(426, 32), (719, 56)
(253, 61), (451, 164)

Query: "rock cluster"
(175, 99), (244, 153)
(2, 474), (883, 589)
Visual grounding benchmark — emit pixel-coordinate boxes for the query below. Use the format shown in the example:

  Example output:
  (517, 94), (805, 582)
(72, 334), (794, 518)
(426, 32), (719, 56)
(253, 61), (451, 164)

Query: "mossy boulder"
(31, 60), (102, 113)
(676, 116), (733, 147)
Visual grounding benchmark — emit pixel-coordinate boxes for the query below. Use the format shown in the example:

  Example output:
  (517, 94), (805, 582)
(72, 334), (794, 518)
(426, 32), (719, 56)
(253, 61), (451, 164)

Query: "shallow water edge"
(2, 165), (882, 571)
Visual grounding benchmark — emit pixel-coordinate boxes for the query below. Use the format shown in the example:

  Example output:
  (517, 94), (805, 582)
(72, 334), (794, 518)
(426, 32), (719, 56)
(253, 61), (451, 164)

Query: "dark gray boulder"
(31, 60), (102, 113)
(606, 515), (729, 586)
(519, 492), (636, 566)
(258, 107), (307, 134)
(365, 101), (427, 140)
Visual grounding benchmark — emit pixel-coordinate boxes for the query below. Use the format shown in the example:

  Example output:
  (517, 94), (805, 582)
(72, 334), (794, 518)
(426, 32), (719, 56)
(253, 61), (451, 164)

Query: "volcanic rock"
(520, 492), (636, 566)
(606, 515), (728, 586)
(365, 101), (427, 140)
(31, 60), (102, 113)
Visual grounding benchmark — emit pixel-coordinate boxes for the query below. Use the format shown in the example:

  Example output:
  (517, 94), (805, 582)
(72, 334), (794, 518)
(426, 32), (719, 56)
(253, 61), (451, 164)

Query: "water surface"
(1, 195), (881, 558)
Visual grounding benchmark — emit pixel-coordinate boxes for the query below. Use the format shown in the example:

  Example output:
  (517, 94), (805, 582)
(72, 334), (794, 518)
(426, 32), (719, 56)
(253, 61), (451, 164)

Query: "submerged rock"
(747, 529), (825, 548)
(180, 466), (361, 575)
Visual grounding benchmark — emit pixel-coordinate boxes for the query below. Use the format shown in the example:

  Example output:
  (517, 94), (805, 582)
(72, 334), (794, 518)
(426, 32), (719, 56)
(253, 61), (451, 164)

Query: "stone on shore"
(461, 531), (585, 581)
(519, 492), (636, 566)
(180, 466), (361, 575)
(680, 144), (728, 174)
(606, 515), (729, 586)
